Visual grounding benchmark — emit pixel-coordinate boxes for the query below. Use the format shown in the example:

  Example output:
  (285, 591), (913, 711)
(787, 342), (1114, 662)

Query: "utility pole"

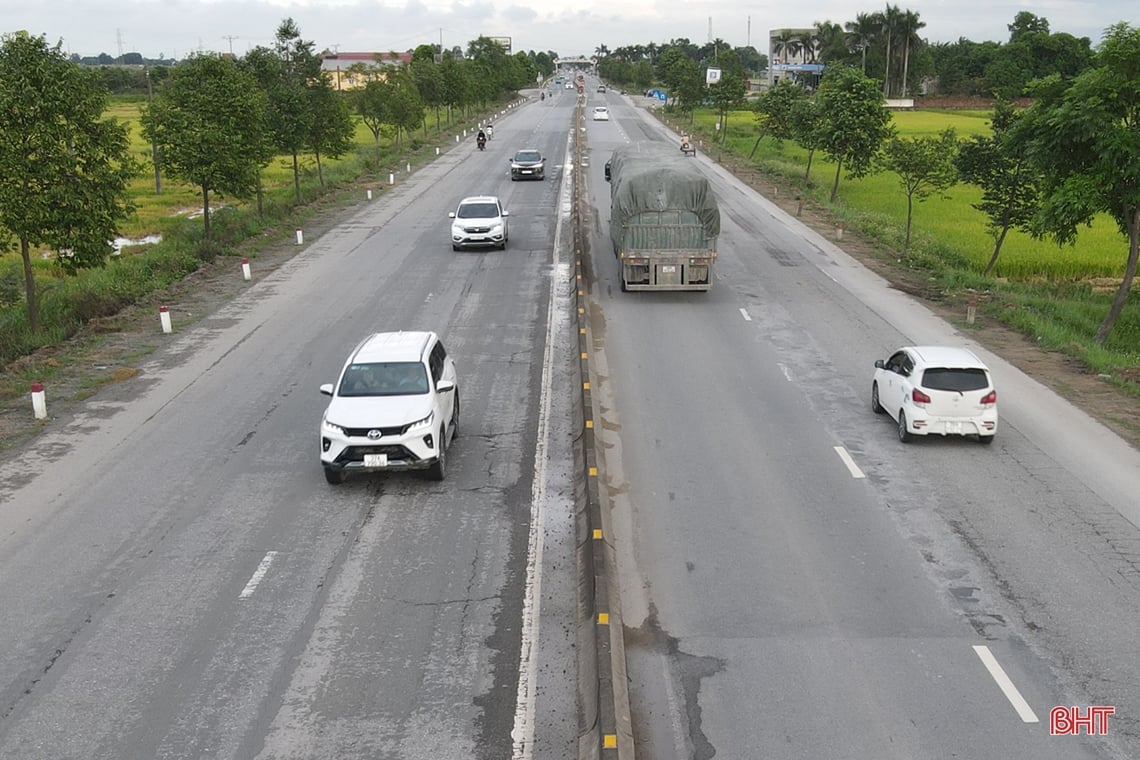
(222, 35), (239, 55)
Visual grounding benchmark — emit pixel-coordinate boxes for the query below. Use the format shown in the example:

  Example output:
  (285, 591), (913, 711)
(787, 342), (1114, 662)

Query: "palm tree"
(898, 9), (925, 97)
(594, 44), (610, 58)
(845, 12), (879, 75)
(772, 29), (802, 65)
(879, 4), (904, 97)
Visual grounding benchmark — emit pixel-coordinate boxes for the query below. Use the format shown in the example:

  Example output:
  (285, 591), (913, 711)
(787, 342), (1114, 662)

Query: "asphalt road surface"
(582, 88), (1140, 759)
(0, 92), (581, 759)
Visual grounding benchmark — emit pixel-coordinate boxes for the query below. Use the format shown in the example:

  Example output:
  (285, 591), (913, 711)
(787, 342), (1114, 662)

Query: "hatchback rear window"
(921, 367), (989, 392)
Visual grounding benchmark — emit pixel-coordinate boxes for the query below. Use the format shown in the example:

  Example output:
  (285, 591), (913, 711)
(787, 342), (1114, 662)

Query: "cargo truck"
(604, 143), (720, 291)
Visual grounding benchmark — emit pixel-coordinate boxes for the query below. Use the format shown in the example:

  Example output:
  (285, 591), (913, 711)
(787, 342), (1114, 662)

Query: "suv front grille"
(342, 425), (409, 438)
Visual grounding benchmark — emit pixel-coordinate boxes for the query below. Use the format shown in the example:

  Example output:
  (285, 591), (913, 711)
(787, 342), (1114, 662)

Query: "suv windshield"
(514, 151), (541, 163)
(339, 362), (429, 397)
(457, 203), (499, 219)
(921, 367), (989, 392)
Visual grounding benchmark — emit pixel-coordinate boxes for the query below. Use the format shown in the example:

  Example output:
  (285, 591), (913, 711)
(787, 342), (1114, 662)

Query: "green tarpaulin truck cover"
(608, 142), (721, 244)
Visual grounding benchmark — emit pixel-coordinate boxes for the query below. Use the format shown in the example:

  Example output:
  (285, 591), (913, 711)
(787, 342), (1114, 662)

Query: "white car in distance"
(871, 345), (998, 443)
(592, 106), (610, 121)
(319, 331), (458, 483)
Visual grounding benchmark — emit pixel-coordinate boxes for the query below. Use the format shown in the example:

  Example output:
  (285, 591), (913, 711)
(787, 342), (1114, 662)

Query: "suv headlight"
(407, 411), (435, 432)
(322, 418), (346, 436)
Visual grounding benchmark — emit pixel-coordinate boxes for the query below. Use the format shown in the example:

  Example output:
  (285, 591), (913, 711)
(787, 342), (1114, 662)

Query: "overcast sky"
(6, 0), (1133, 60)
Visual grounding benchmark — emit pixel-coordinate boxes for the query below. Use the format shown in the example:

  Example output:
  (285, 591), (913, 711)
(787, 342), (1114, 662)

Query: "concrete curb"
(571, 100), (635, 760)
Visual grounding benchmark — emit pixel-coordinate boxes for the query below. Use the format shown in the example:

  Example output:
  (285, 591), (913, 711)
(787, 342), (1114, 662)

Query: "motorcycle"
(476, 135), (486, 151)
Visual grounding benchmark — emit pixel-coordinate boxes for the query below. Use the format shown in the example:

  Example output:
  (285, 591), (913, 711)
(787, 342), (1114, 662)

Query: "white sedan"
(592, 106), (610, 121)
(871, 346), (998, 443)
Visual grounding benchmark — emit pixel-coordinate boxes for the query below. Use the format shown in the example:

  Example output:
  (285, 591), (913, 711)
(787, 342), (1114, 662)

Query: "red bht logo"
(1050, 706), (1115, 736)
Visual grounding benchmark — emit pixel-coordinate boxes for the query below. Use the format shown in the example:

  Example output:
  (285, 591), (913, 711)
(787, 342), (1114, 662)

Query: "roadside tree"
(1021, 23), (1140, 345)
(0, 32), (136, 332)
(749, 79), (808, 159)
(878, 128), (959, 253)
(141, 54), (267, 240)
(816, 66), (894, 202)
(954, 100), (1041, 275)
(707, 48), (747, 144)
(306, 78), (355, 186)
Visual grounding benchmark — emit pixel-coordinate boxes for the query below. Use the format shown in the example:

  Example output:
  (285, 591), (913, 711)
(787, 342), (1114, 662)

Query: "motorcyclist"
(485, 123), (494, 140)
(476, 129), (487, 150)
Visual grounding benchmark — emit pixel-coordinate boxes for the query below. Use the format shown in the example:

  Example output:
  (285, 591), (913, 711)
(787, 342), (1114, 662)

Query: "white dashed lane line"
(833, 446), (866, 479)
(973, 645), (1040, 723)
(239, 551), (279, 600)
(739, 307), (752, 321)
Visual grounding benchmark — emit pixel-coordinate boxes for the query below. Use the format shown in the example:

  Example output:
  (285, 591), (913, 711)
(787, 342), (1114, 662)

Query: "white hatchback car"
(319, 331), (458, 483)
(449, 195), (509, 250)
(592, 106), (610, 121)
(872, 346), (997, 444)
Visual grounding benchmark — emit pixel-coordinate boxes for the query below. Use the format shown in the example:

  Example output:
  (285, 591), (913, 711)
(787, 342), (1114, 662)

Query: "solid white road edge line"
(972, 644), (1040, 723)
(239, 551), (278, 600)
(511, 137), (569, 760)
(739, 307), (752, 321)
(833, 446), (866, 479)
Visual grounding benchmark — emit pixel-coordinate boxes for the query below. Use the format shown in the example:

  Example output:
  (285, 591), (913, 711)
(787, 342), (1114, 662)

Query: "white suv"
(319, 331), (458, 483)
(872, 346), (998, 444)
(449, 195), (509, 250)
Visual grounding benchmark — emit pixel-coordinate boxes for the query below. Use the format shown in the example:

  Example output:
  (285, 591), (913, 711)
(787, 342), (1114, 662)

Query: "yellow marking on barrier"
(580, 327), (586, 334)
(604, 735), (618, 749)
(581, 352), (588, 359)
(585, 419), (593, 428)
(578, 307), (585, 314)
(583, 381), (590, 390)
(593, 528), (603, 539)
(598, 612), (610, 624)
(588, 467), (597, 476)
(578, 290), (584, 296)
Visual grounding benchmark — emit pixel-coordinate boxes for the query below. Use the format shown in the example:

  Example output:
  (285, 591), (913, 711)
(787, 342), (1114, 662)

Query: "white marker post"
(31, 382), (47, 420)
(159, 305), (172, 334)
(406, 162), (411, 173)
(389, 172), (395, 185)
(295, 228), (303, 245)
(436, 147), (440, 155)
(241, 258), (251, 281)
(366, 188), (373, 200)
(836, 223), (844, 241)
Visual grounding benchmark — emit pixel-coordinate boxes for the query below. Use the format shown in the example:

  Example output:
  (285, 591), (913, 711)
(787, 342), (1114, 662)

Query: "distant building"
(768, 28), (824, 90)
(321, 51), (412, 90)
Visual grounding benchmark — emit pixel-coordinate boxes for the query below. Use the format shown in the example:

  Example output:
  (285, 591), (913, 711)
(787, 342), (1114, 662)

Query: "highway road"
(3, 77), (1139, 760)
(581, 87), (1140, 758)
(0, 90), (582, 759)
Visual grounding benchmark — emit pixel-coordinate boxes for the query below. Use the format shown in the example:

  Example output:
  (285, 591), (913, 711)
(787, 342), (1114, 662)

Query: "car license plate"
(364, 453), (388, 467)
(661, 265), (677, 273)
(946, 422), (962, 435)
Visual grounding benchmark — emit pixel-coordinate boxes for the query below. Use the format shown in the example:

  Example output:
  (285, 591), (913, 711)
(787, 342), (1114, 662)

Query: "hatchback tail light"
(911, 388), (932, 407)
(980, 390), (997, 405)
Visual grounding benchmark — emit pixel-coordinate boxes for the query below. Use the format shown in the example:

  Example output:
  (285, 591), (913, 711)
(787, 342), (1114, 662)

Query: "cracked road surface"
(584, 103), (1140, 759)
(0, 97), (580, 759)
